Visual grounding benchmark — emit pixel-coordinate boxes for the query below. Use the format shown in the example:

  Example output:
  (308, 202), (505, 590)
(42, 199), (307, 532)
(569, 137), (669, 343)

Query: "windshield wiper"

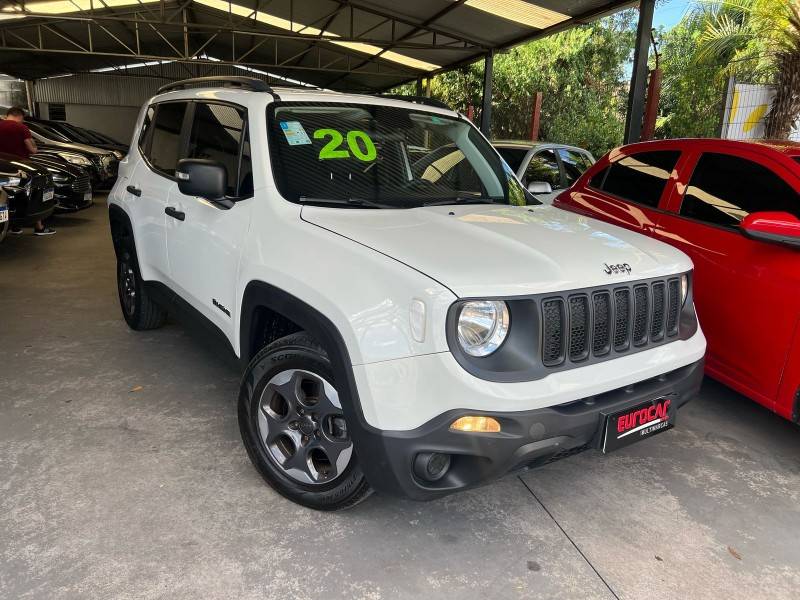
(420, 197), (503, 207)
(298, 196), (393, 209)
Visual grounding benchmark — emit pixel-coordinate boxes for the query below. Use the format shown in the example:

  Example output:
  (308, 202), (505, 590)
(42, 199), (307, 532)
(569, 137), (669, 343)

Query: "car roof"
(492, 140), (592, 154)
(613, 138), (800, 158)
(150, 86), (461, 119)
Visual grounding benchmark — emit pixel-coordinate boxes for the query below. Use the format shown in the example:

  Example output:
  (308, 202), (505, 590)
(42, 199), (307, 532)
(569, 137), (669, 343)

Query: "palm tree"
(696, 0), (800, 139)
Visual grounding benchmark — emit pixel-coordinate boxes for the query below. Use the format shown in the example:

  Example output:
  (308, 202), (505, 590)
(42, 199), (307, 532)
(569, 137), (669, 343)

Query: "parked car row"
(0, 119), (123, 241)
(25, 118), (125, 189)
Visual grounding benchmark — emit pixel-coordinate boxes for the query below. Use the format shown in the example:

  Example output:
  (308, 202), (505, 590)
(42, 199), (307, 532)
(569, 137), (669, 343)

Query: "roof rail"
(380, 95), (452, 110)
(157, 76), (280, 99)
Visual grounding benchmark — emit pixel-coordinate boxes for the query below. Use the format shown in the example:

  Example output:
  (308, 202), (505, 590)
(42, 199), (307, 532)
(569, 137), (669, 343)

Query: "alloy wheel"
(257, 369), (353, 485)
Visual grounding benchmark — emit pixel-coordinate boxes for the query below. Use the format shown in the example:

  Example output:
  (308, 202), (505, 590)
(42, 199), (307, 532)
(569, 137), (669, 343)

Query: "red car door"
(656, 147), (800, 413)
(555, 147), (684, 235)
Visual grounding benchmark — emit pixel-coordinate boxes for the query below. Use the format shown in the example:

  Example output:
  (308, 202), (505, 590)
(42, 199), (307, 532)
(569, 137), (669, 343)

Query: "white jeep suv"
(108, 77), (706, 510)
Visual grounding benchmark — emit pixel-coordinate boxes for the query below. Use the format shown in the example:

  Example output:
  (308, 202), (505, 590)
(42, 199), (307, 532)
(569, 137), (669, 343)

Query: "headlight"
(0, 176), (22, 187)
(680, 273), (689, 305)
(457, 300), (510, 357)
(59, 153), (91, 166)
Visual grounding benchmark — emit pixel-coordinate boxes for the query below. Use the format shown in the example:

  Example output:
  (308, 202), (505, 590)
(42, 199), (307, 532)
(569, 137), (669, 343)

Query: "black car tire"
(239, 332), (373, 511)
(116, 246), (167, 331)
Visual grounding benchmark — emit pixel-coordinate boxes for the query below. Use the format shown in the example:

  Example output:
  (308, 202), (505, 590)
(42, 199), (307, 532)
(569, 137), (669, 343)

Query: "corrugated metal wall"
(34, 63), (275, 107)
(35, 74), (162, 107)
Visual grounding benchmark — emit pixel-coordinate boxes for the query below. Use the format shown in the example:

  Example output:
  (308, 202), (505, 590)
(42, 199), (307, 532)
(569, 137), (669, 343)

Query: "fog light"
(450, 415), (501, 433)
(413, 452), (451, 482)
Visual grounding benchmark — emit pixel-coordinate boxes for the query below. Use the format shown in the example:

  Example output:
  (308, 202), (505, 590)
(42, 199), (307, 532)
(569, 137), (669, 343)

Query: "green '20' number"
(313, 128), (376, 162)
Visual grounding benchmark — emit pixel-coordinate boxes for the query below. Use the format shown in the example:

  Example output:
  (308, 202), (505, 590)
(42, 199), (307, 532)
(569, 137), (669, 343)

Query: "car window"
(27, 121), (70, 143)
(680, 152), (799, 227)
(524, 150), (561, 188)
(496, 147), (529, 172)
(149, 102), (187, 176)
(558, 148), (592, 186)
(267, 102), (533, 208)
(588, 166), (608, 189)
(602, 150), (680, 207)
(186, 102), (249, 197)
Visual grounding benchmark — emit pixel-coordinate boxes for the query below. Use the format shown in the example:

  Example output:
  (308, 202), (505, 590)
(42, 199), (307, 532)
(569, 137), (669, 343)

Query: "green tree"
(655, 12), (729, 138)
(391, 12), (637, 157)
(696, 0), (800, 138)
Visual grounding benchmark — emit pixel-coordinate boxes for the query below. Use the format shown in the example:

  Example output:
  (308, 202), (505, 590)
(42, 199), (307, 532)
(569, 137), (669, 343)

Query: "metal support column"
(24, 80), (36, 117)
(480, 49), (494, 137)
(623, 0), (655, 144)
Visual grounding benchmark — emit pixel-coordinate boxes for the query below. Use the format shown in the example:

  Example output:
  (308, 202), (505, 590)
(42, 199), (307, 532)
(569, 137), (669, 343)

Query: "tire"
(239, 332), (373, 510)
(116, 244), (167, 331)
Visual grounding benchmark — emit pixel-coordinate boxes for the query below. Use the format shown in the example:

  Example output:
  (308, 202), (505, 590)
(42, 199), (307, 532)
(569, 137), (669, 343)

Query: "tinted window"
(496, 147), (529, 172)
(558, 148), (593, 186)
(187, 103), (248, 196)
(149, 102), (187, 176)
(589, 166), (608, 189)
(602, 150), (680, 207)
(524, 150), (561, 188)
(680, 153), (799, 226)
(267, 102), (531, 207)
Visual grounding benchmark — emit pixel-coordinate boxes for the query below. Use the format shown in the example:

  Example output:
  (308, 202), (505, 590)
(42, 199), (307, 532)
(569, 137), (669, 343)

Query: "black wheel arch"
(239, 280), (401, 493)
(108, 203), (134, 259)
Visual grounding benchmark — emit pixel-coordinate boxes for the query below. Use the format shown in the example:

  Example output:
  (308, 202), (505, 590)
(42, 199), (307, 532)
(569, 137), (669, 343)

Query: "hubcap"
(119, 260), (137, 316)
(257, 369), (353, 485)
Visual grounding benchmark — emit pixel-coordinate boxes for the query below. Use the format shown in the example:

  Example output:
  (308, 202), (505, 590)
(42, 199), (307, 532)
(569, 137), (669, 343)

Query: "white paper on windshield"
(280, 121), (312, 145)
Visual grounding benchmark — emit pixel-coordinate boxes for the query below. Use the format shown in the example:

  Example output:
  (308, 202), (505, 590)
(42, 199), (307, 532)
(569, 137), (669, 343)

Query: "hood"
(34, 138), (109, 156)
(301, 204), (692, 298)
(26, 154), (84, 177)
(0, 153), (48, 179)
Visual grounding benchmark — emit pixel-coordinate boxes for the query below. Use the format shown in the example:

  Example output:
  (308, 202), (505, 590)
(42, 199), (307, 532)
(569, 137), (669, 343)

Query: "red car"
(555, 138), (800, 422)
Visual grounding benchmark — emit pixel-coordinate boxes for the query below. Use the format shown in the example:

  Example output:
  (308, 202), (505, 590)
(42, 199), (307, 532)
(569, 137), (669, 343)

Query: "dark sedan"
(0, 155), (55, 227)
(24, 153), (93, 212)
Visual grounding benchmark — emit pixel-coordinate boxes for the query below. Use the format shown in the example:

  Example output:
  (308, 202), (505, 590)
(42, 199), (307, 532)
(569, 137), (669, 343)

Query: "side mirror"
(740, 211), (800, 248)
(527, 180), (553, 194)
(176, 159), (228, 205)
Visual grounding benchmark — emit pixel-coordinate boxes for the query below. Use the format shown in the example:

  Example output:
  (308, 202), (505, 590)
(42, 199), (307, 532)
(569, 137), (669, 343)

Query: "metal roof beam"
(327, 1), (489, 49)
(0, 10), (471, 50)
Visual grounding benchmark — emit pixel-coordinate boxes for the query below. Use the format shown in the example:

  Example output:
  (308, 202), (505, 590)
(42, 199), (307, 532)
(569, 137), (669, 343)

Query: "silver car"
(493, 141), (595, 203)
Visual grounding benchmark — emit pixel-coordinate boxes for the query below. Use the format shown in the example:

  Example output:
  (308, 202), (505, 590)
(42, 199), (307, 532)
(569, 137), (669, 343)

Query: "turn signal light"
(450, 416), (501, 433)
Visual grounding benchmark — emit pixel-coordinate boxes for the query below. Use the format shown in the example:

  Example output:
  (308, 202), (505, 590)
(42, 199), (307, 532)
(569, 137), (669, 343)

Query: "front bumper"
(54, 186), (93, 212)
(355, 358), (704, 500)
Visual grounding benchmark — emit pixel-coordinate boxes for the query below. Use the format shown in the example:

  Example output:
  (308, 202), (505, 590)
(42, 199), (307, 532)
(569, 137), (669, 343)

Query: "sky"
(653, 0), (692, 31)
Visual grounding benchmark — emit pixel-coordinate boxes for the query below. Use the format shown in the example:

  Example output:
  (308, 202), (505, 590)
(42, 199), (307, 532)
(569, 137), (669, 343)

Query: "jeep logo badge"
(604, 262), (632, 275)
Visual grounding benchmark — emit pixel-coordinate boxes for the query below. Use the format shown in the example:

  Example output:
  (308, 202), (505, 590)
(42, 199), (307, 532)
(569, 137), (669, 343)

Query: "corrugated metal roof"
(0, 0), (635, 91)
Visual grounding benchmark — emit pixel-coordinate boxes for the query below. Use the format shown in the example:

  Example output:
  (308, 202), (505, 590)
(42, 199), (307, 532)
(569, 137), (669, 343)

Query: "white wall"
(40, 103), (140, 145)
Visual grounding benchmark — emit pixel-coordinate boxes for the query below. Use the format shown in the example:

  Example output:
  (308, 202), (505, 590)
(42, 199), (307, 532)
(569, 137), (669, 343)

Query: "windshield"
(267, 102), (535, 208)
(27, 121), (70, 143)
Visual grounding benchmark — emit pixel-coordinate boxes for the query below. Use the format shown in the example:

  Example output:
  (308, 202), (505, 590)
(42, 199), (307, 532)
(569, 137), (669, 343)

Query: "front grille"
(568, 295), (589, 362)
(540, 277), (682, 368)
(542, 298), (566, 366)
(71, 173), (91, 194)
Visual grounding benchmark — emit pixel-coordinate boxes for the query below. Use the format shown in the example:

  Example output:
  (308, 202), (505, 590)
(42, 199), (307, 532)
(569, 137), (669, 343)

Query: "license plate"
(84, 192), (92, 202)
(43, 189), (54, 202)
(0, 207), (7, 223)
(602, 397), (674, 453)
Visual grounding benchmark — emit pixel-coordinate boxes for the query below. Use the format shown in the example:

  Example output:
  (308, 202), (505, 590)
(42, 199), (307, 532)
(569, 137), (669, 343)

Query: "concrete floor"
(1, 198), (799, 600)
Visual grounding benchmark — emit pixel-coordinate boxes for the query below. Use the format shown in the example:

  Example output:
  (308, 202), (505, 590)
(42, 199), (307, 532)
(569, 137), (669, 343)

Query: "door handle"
(126, 185), (141, 197)
(165, 206), (185, 221)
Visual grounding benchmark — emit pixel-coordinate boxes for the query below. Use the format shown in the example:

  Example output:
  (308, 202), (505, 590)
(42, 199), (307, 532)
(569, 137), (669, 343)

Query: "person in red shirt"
(1, 106), (55, 236)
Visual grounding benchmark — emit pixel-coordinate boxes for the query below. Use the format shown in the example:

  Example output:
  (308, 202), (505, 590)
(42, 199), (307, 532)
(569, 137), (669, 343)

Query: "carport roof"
(0, 0), (635, 91)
